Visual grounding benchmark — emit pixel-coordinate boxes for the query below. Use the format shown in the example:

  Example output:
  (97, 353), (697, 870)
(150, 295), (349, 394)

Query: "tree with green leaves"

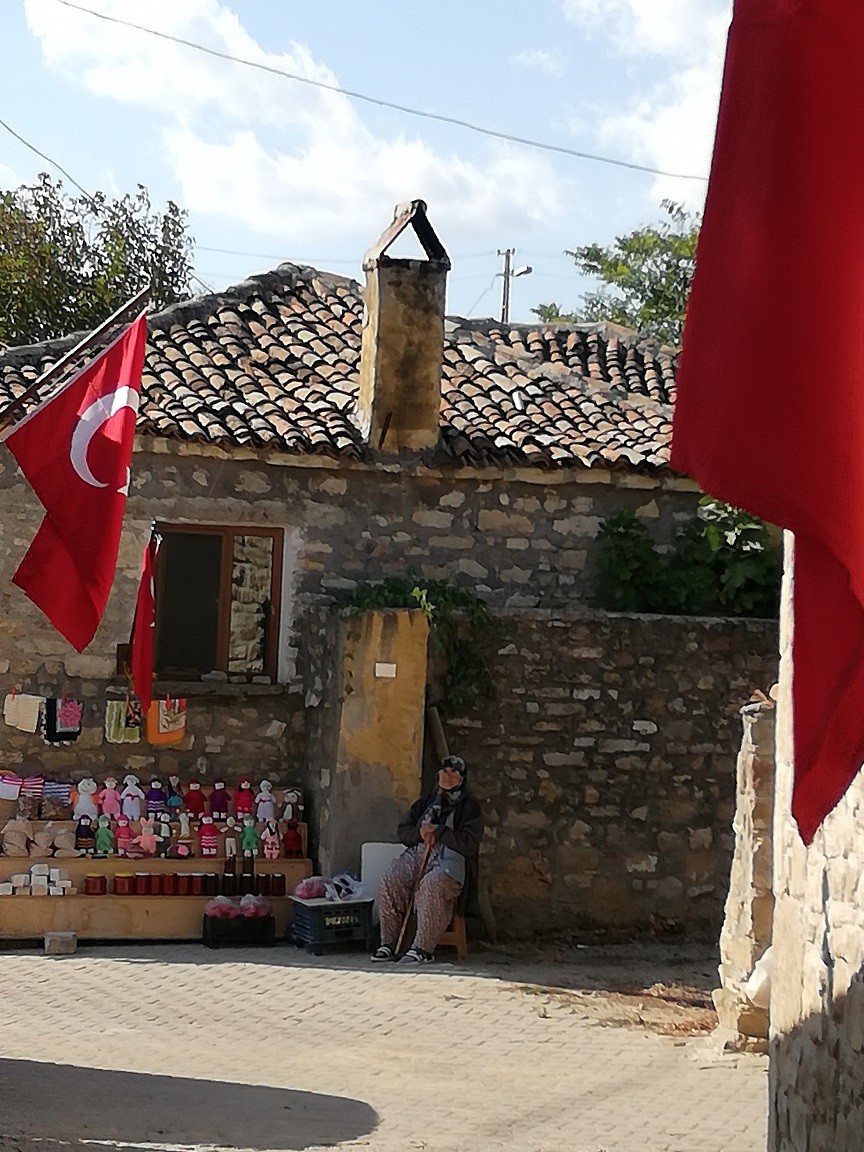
(0, 173), (194, 348)
(532, 200), (700, 346)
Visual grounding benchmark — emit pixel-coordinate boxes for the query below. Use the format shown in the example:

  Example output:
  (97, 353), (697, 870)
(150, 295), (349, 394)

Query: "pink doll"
(98, 776), (122, 819)
(115, 815), (134, 857)
(196, 814), (219, 857)
(234, 777), (255, 819)
(261, 819), (280, 860)
(133, 815), (161, 856)
(120, 774), (145, 821)
(255, 780), (276, 822)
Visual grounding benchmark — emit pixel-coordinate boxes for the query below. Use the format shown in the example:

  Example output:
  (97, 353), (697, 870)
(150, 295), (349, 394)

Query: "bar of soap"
(0, 883), (13, 896)
(49, 869), (61, 882)
(15, 886), (31, 896)
(49, 885), (64, 896)
(30, 864), (50, 876)
(31, 887), (47, 897)
(11, 874), (28, 887)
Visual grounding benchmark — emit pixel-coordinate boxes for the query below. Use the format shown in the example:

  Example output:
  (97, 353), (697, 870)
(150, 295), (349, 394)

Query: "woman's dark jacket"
(397, 792), (484, 917)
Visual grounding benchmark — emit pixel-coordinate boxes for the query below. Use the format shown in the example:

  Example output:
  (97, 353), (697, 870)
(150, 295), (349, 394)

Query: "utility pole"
(498, 248), (515, 323)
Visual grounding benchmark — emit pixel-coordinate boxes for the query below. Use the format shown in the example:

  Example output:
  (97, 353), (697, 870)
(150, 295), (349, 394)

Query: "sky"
(0, 0), (733, 324)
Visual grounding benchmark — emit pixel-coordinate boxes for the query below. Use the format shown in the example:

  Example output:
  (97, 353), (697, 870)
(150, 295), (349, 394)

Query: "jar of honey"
(176, 874), (191, 896)
(134, 873), (149, 896)
(83, 875), (107, 896)
(161, 873), (177, 896)
(113, 873), (134, 896)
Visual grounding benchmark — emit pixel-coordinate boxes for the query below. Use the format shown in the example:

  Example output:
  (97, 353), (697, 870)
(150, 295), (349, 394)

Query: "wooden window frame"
(155, 523), (283, 682)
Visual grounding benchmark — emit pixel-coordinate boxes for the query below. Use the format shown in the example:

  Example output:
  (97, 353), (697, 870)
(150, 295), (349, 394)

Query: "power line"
(54, 0), (708, 183)
(0, 114), (97, 204)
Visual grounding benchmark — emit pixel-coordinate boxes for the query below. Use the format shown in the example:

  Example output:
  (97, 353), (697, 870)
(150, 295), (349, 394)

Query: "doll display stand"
(0, 792), (311, 942)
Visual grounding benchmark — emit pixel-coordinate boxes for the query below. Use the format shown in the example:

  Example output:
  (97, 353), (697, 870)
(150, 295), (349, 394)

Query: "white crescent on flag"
(69, 386), (140, 494)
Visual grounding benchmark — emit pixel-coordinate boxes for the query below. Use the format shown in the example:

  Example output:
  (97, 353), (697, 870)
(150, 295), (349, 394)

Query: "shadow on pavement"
(0, 1058), (378, 1151)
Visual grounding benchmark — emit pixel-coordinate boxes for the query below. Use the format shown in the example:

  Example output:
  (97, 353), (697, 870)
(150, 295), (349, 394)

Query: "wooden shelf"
(0, 894), (296, 940)
(0, 855), (311, 883)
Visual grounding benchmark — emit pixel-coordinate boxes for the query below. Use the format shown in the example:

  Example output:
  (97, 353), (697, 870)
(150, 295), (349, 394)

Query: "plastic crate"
(202, 914), (275, 949)
(290, 897), (375, 956)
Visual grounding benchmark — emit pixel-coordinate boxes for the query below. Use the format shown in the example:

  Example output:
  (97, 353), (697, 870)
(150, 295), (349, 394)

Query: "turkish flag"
(2, 313), (147, 652)
(129, 534), (159, 712)
(671, 0), (864, 842)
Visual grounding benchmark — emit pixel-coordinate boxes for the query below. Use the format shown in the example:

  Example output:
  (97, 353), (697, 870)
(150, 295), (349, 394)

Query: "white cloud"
(561, 0), (732, 206)
(23, 0), (566, 251)
(511, 49), (563, 76)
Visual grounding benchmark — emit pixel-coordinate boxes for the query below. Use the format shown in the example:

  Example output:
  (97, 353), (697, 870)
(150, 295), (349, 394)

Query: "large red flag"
(2, 313), (147, 652)
(671, 0), (864, 843)
(129, 534), (159, 712)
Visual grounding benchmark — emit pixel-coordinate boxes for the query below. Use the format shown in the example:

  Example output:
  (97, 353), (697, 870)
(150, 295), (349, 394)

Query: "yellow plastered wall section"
(320, 609), (429, 876)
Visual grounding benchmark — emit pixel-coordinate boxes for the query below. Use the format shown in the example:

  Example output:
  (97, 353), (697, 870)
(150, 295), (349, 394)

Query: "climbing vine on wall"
(346, 576), (495, 715)
(594, 499), (780, 618)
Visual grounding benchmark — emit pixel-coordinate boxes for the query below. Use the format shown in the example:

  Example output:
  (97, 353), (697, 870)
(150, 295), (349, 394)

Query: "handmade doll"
(184, 778), (206, 818)
(145, 778), (166, 816)
(282, 788), (304, 823)
(281, 820), (304, 859)
(114, 815), (134, 857)
(234, 777), (255, 819)
(133, 816), (161, 856)
(120, 774), (145, 821)
(196, 814), (219, 857)
(177, 811), (192, 841)
(156, 812), (173, 851)
(93, 814), (115, 856)
(98, 776), (122, 819)
(166, 775), (184, 815)
(240, 814), (259, 858)
(255, 780), (276, 822)
(209, 779), (231, 820)
(75, 814), (95, 855)
(72, 777), (99, 821)
(260, 819), (280, 860)
(222, 816), (238, 869)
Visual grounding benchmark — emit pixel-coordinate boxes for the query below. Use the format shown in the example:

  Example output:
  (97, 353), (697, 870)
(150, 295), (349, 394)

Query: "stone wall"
(714, 701), (775, 1046)
(769, 540), (864, 1150)
(0, 440), (699, 795)
(443, 610), (779, 938)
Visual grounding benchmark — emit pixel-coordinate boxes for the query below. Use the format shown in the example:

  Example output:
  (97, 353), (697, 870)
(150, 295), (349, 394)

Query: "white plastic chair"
(360, 841), (404, 924)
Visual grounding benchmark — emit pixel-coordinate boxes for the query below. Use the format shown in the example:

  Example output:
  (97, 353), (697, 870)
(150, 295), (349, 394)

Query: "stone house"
(0, 201), (777, 937)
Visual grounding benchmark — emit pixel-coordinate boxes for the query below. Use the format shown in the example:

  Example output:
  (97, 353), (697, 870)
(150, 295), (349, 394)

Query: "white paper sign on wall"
(375, 662), (397, 679)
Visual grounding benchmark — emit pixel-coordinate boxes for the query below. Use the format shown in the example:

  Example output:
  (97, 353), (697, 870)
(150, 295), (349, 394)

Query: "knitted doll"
(255, 780), (277, 822)
(234, 777), (255, 819)
(134, 816), (161, 856)
(114, 815), (134, 857)
(72, 777), (99, 821)
(209, 779), (231, 820)
(156, 812), (173, 851)
(75, 814), (95, 855)
(261, 819), (280, 860)
(98, 776), (122, 819)
(184, 779), (206, 817)
(196, 814), (219, 857)
(282, 788), (304, 823)
(166, 775), (184, 815)
(223, 816), (238, 865)
(94, 814), (115, 856)
(282, 820), (304, 859)
(145, 778), (167, 816)
(178, 811), (192, 841)
(120, 774), (145, 821)
(240, 814), (259, 858)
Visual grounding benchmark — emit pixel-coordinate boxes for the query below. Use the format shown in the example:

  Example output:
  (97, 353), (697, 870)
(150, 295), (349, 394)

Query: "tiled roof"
(0, 264), (676, 470)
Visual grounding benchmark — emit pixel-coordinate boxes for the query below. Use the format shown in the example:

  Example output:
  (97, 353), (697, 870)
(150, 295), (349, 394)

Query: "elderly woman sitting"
(371, 755), (483, 964)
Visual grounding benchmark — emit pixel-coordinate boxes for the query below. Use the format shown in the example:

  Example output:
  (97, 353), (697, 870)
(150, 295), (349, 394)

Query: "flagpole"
(0, 286), (151, 431)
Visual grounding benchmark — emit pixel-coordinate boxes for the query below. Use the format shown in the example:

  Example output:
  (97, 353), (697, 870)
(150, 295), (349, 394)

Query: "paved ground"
(0, 942), (767, 1152)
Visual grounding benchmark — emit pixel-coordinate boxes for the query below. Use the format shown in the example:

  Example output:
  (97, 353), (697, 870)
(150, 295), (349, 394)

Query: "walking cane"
(395, 840), (432, 954)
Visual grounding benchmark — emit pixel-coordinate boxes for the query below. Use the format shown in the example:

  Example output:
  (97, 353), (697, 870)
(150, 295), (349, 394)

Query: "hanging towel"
(105, 700), (140, 744)
(12, 695), (43, 733)
(145, 698), (187, 746)
(3, 694), (19, 727)
(43, 698), (83, 744)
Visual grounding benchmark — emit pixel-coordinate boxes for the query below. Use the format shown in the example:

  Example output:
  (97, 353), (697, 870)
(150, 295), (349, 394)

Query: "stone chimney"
(357, 200), (451, 452)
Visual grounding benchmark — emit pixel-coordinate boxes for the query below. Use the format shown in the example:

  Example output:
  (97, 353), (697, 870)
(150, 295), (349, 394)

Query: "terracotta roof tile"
(0, 263), (677, 470)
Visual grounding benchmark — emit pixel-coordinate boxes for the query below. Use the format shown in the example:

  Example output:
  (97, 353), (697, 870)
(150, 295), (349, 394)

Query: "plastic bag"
(324, 872), (364, 901)
(293, 875), (327, 900)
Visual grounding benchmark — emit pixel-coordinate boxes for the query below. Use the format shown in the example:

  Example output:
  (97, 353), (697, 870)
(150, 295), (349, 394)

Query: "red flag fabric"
(129, 534), (159, 712)
(671, 0), (864, 843)
(2, 313), (147, 652)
